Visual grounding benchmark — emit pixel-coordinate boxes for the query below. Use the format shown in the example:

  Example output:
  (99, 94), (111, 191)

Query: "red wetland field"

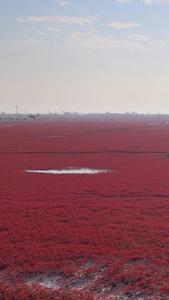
(1, 115), (169, 299)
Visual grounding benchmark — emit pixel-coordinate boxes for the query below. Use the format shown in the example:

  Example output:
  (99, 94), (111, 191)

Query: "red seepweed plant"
(1, 116), (169, 299)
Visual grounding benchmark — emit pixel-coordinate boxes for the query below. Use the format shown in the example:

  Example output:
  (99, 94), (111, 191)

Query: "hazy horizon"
(1, 0), (169, 115)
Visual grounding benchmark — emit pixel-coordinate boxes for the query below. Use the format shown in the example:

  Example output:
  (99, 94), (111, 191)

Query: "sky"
(1, 0), (169, 114)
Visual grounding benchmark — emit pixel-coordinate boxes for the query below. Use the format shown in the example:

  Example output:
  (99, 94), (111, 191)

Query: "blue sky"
(1, 0), (169, 114)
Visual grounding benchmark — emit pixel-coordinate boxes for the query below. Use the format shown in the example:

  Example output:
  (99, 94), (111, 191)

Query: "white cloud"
(142, 0), (158, 3)
(116, 0), (133, 2)
(36, 31), (45, 36)
(17, 17), (51, 23)
(57, 0), (71, 6)
(46, 26), (61, 32)
(116, 0), (169, 4)
(23, 39), (46, 46)
(128, 34), (169, 47)
(141, 0), (168, 3)
(105, 21), (140, 29)
(149, 39), (169, 47)
(16, 15), (98, 26)
(66, 30), (169, 51)
(127, 34), (150, 41)
(66, 31), (147, 51)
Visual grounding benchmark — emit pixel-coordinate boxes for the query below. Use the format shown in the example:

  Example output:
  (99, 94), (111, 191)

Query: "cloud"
(16, 15), (98, 26)
(46, 26), (61, 32)
(36, 31), (45, 36)
(57, 0), (71, 6)
(149, 38), (169, 47)
(105, 21), (140, 29)
(127, 34), (150, 41)
(66, 31), (147, 51)
(17, 17), (51, 23)
(116, 0), (133, 2)
(23, 39), (46, 46)
(141, 0), (169, 3)
(66, 30), (169, 51)
(116, 0), (169, 4)
(127, 34), (169, 48)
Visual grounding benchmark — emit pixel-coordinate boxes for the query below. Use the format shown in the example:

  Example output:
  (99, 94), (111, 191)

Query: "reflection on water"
(25, 168), (110, 174)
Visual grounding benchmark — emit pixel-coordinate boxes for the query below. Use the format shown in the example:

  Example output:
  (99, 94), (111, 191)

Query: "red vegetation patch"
(1, 116), (169, 299)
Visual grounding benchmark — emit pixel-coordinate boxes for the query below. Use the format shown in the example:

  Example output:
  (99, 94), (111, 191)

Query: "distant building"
(28, 114), (36, 119)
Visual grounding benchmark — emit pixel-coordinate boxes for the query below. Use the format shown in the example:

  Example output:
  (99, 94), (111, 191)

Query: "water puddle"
(147, 122), (161, 126)
(25, 168), (110, 174)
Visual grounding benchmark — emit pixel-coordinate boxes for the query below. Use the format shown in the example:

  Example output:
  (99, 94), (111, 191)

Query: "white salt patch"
(25, 168), (110, 174)
(49, 136), (64, 138)
(25, 273), (63, 290)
